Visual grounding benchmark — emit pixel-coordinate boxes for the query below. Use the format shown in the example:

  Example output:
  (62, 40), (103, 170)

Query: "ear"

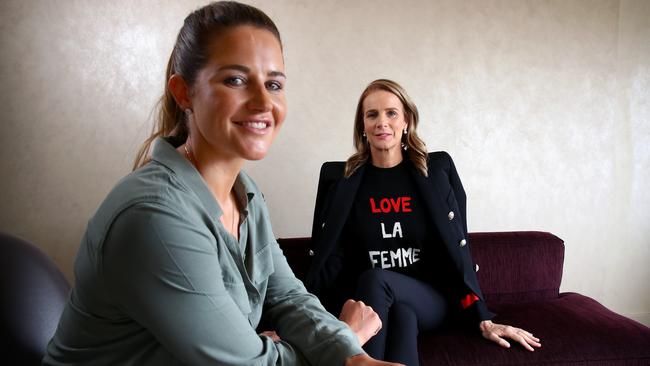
(168, 74), (192, 111)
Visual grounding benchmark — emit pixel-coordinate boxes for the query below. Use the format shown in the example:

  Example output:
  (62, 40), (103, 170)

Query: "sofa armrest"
(469, 231), (564, 303)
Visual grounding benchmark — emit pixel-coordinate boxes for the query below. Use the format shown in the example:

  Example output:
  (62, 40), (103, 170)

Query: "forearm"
(264, 244), (364, 365)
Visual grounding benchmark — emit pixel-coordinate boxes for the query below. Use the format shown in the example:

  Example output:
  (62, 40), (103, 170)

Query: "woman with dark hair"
(306, 79), (541, 365)
(43, 3), (400, 365)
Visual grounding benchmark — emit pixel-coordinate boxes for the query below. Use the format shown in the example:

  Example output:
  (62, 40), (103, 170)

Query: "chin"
(371, 143), (394, 151)
(242, 147), (271, 161)
(238, 138), (274, 161)
(245, 153), (268, 161)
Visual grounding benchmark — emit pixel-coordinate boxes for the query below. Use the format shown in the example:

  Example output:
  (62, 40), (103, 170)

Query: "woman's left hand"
(479, 320), (541, 351)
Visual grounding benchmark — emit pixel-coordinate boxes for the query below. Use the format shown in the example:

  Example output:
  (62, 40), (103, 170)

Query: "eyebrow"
(218, 64), (286, 79)
(365, 107), (399, 114)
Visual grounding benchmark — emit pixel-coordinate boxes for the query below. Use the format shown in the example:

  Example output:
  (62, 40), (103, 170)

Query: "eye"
(387, 110), (398, 118)
(365, 111), (378, 119)
(224, 76), (246, 87)
(266, 80), (284, 92)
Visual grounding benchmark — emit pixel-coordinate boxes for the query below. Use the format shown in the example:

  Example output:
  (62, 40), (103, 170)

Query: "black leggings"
(355, 269), (450, 366)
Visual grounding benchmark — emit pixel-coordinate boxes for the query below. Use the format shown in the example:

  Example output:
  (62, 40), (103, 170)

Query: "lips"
(374, 132), (394, 139)
(234, 120), (272, 134)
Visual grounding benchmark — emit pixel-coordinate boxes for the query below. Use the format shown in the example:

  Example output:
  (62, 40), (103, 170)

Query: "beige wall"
(1, 0), (648, 325)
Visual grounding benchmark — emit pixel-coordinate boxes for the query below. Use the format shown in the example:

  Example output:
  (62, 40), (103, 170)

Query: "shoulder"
(88, 162), (201, 239)
(105, 163), (191, 211)
(427, 151), (454, 171)
(320, 161), (346, 180)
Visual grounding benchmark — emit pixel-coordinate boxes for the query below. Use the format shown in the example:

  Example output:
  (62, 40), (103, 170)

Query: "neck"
(199, 160), (243, 205)
(200, 161), (241, 241)
(177, 135), (242, 241)
(178, 141), (243, 205)
(370, 147), (404, 168)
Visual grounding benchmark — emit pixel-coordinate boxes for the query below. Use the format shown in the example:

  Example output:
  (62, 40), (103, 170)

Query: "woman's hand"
(479, 320), (541, 351)
(345, 353), (405, 366)
(338, 299), (382, 346)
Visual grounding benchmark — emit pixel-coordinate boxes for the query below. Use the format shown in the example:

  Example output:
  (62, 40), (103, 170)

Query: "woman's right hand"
(338, 299), (382, 346)
(345, 353), (405, 366)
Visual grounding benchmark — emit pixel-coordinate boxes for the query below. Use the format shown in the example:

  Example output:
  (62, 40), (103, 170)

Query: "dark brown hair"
(133, 1), (282, 169)
(345, 79), (428, 177)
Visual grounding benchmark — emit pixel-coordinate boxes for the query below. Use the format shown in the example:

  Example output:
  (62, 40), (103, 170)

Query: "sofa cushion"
(418, 292), (650, 365)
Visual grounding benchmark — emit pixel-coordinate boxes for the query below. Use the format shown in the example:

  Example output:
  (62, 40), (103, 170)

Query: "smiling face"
(186, 25), (286, 162)
(362, 89), (408, 158)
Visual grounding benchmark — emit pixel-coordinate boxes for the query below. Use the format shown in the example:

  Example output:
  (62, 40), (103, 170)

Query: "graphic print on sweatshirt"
(350, 161), (429, 278)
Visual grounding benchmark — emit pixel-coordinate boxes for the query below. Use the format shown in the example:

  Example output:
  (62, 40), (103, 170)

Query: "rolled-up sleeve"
(102, 202), (307, 365)
(262, 240), (364, 366)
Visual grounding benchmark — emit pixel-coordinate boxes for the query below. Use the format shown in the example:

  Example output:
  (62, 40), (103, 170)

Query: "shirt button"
(475, 264), (479, 272)
(459, 239), (467, 247)
(321, 222), (325, 228)
(309, 249), (315, 256)
(448, 211), (455, 220)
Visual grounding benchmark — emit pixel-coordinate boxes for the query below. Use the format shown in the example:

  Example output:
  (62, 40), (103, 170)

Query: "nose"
(247, 83), (273, 112)
(377, 115), (389, 128)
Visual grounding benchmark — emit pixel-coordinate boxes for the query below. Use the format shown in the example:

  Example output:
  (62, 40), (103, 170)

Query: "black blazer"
(305, 152), (495, 323)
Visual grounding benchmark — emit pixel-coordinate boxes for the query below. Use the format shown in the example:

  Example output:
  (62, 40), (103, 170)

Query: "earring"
(184, 109), (193, 118)
(402, 128), (408, 150)
(362, 132), (366, 138)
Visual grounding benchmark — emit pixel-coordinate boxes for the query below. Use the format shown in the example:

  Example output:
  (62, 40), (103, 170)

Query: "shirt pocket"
(249, 243), (275, 285)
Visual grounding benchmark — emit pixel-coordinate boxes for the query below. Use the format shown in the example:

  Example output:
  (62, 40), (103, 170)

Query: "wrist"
(345, 353), (369, 366)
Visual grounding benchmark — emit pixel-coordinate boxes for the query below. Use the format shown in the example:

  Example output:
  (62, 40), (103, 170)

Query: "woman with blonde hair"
(306, 79), (541, 365)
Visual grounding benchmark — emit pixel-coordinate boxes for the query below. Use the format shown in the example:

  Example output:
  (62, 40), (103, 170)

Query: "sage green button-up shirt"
(43, 138), (362, 366)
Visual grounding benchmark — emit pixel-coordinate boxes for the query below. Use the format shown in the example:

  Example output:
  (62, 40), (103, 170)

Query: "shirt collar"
(150, 137), (255, 220)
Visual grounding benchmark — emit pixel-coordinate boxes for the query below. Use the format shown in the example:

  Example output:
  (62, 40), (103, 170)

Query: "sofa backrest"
(277, 230), (565, 304)
(469, 231), (564, 303)
(276, 237), (312, 281)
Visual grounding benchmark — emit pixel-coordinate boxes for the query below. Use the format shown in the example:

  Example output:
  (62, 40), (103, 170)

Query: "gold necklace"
(230, 193), (238, 239)
(184, 143), (195, 167)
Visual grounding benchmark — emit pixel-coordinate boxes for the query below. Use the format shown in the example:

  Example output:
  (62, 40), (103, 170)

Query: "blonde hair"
(132, 1), (282, 170)
(344, 79), (428, 178)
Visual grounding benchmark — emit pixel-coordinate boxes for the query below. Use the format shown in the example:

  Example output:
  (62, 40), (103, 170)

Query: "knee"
(357, 268), (389, 288)
(356, 269), (395, 300)
(355, 269), (393, 307)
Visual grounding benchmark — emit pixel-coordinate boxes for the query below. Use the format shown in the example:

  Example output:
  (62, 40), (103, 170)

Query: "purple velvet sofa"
(277, 231), (650, 365)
